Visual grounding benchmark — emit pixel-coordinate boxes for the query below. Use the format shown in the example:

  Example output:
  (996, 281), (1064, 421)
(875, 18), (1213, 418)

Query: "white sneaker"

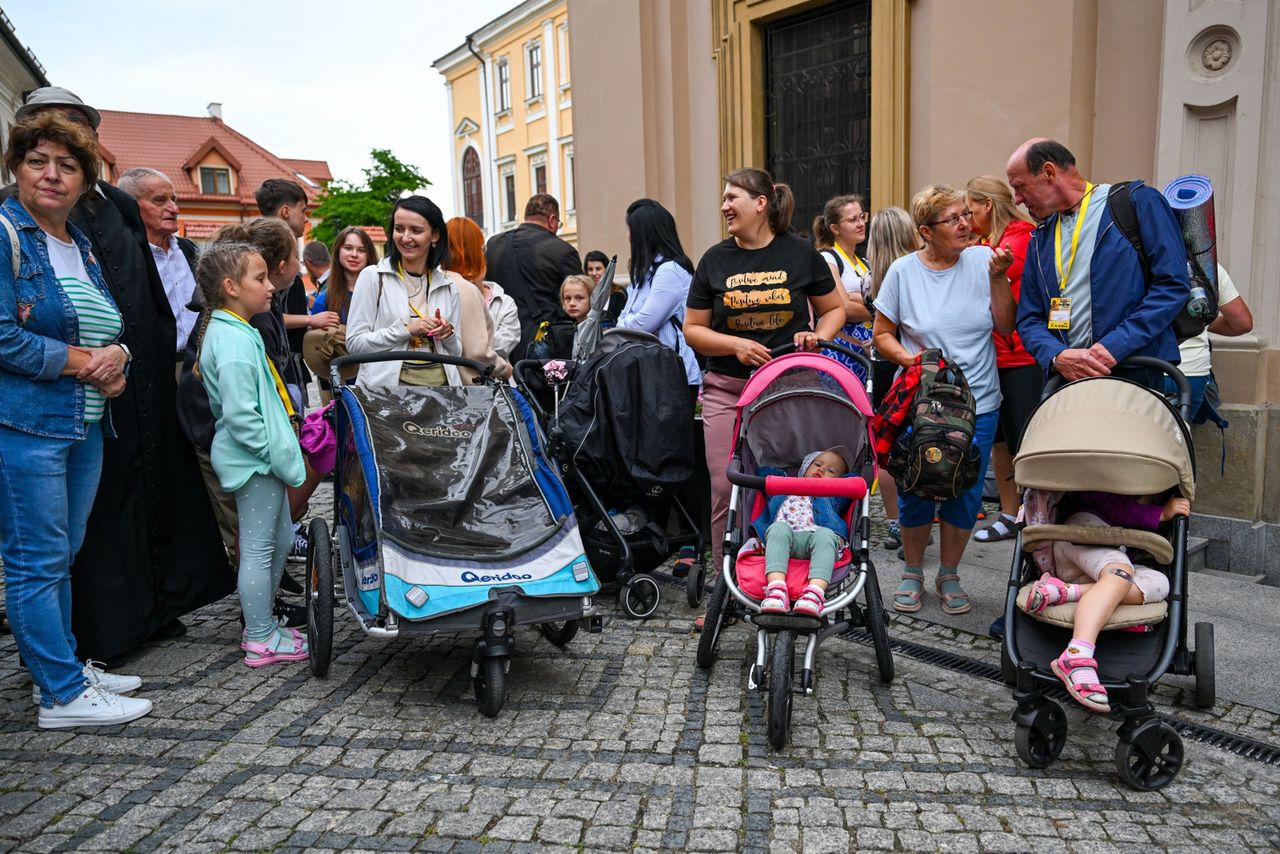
(32, 662), (143, 704)
(37, 684), (152, 729)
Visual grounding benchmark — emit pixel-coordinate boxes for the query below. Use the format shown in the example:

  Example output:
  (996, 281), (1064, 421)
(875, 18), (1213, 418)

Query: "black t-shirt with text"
(687, 233), (835, 378)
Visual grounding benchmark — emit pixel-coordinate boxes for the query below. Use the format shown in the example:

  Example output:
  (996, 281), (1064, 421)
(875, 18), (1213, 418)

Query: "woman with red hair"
(445, 217), (520, 361)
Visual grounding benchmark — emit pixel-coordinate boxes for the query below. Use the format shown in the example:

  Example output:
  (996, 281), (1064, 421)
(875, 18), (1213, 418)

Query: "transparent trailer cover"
(335, 382), (600, 627)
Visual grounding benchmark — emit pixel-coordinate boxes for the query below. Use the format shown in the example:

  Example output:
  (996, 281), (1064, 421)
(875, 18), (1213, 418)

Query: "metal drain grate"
(840, 629), (1280, 766)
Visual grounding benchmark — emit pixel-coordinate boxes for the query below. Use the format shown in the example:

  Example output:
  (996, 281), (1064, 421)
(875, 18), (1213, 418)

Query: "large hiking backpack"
(887, 349), (981, 501)
(1107, 180), (1216, 342)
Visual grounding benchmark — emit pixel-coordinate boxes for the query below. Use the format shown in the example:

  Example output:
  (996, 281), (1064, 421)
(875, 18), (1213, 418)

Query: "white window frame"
(525, 39), (543, 102)
(494, 57), (511, 115)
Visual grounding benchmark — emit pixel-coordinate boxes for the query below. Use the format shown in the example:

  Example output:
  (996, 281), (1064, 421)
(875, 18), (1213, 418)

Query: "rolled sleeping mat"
(1162, 174), (1218, 321)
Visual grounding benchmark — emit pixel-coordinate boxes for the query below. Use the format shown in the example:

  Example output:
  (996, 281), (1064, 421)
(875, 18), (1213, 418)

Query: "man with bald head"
(1006, 138), (1187, 388)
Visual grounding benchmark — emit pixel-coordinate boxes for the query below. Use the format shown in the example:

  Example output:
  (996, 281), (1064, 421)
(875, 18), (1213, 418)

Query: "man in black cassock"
(10, 87), (231, 661)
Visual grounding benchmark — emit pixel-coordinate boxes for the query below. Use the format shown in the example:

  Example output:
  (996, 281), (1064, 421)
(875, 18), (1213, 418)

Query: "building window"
(503, 170), (517, 223)
(495, 58), (511, 113)
(526, 40), (542, 100)
(462, 148), (484, 225)
(199, 166), (231, 195)
(558, 24), (570, 86)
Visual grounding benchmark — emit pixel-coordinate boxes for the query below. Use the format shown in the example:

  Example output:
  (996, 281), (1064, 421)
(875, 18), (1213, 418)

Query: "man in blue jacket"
(1006, 138), (1187, 389)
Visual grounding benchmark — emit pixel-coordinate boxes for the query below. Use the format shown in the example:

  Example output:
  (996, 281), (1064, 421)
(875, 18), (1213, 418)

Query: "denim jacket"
(0, 196), (120, 439)
(750, 465), (853, 543)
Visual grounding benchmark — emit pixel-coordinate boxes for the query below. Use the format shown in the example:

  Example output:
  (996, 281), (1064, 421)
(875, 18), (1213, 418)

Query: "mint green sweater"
(201, 310), (305, 492)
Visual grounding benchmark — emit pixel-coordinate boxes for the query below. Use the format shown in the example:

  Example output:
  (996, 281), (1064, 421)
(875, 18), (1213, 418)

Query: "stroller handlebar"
(727, 459), (868, 500)
(769, 339), (872, 375)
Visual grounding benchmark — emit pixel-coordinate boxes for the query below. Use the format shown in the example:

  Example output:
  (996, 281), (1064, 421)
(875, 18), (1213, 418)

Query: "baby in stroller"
(1022, 489), (1190, 713)
(754, 447), (857, 617)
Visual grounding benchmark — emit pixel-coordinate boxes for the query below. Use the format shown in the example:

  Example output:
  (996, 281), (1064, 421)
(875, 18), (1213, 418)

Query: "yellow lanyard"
(833, 243), (868, 277)
(1054, 182), (1094, 292)
(222, 309), (295, 419)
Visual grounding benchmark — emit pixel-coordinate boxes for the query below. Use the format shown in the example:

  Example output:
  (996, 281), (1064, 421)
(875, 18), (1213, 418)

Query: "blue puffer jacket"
(0, 196), (120, 439)
(750, 466), (854, 543)
(1017, 182), (1188, 370)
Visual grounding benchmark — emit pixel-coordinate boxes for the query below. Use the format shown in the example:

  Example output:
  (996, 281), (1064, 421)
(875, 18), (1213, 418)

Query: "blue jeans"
(899, 410), (998, 530)
(0, 422), (103, 706)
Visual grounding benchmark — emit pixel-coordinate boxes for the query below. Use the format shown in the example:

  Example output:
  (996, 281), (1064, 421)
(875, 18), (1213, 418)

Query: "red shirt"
(990, 219), (1036, 368)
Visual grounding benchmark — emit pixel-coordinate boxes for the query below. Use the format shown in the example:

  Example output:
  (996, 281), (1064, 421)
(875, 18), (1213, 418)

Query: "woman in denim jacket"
(0, 114), (151, 729)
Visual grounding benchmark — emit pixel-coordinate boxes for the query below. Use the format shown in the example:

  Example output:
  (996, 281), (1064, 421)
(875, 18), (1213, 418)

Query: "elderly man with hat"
(4, 87), (230, 659)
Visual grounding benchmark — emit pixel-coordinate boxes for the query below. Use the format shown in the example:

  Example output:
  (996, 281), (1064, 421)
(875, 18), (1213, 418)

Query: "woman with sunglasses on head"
(812, 194), (873, 383)
(872, 184), (1014, 617)
(684, 168), (845, 627)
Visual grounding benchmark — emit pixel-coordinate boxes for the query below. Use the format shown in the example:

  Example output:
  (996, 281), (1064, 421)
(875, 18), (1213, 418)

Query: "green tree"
(309, 149), (430, 246)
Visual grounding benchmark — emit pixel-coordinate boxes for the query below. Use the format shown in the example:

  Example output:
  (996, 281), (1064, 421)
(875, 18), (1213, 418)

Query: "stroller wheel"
(696, 579), (730, 669)
(1115, 720), (1184, 791)
(620, 575), (661, 619)
(1193, 622), (1216, 710)
(766, 630), (795, 750)
(305, 517), (334, 678)
(1013, 701), (1067, 769)
(539, 620), (580, 648)
(862, 558), (894, 684)
(473, 657), (509, 718)
(686, 560), (707, 609)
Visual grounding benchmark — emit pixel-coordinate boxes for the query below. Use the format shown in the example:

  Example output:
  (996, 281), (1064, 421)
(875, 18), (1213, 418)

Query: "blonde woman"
(872, 185), (1014, 616)
(965, 176), (1039, 550)
(861, 207), (919, 549)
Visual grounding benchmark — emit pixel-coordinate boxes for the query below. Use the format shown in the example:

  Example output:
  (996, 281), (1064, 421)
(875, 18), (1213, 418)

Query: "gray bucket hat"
(16, 86), (101, 129)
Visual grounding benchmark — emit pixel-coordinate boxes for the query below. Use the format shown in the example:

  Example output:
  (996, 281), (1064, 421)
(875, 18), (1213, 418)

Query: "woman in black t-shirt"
(685, 168), (845, 620)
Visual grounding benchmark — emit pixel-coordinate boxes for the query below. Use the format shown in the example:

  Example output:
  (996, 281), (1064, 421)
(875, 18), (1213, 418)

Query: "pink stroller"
(696, 342), (894, 749)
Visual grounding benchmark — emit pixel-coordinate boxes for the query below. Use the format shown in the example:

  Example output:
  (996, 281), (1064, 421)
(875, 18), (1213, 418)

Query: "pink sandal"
(759, 580), (790, 614)
(1027, 573), (1071, 615)
(242, 628), (309, 668)
(1050, 653), (1110, 713)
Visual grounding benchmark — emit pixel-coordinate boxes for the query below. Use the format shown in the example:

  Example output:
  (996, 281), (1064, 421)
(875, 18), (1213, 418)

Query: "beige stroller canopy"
(1013, 376), (1195, 500)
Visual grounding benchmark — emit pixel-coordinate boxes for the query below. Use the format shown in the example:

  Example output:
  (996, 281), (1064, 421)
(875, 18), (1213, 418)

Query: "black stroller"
(1002, 357), (1215, 790)
(516, 329), (707, 619)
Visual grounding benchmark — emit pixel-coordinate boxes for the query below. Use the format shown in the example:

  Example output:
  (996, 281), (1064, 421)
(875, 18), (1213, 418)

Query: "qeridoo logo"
(403, 422), (475, 439)
(460, 571), (534, 584)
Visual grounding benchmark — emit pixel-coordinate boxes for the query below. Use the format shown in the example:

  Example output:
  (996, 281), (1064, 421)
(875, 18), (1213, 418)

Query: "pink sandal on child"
(243, 628), (310, 668)
(1027, 573), (1072, 615)
(759, 580), (790, 614)
(1050, 653), (1110, 713)
(793, 585), (825, 617)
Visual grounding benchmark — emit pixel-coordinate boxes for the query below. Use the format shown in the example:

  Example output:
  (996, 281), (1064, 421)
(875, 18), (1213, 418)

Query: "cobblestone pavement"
(1, 551), (1279, 854)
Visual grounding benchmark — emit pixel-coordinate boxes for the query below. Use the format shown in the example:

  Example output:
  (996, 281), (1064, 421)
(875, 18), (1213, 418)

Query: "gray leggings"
(765, 521), (841, 584)
(234, 473), (293, 643)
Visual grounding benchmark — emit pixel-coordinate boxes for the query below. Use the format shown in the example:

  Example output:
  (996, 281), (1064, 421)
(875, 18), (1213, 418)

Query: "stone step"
(1186, 535), (1210, 573)
(1195, 567), (1267, 584)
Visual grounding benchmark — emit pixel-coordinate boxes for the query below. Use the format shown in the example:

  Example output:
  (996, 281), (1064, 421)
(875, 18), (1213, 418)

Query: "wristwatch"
(113, 341), (133, 364)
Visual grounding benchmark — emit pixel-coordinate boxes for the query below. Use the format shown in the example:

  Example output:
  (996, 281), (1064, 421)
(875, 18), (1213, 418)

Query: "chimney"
(207, 102), (223, 121)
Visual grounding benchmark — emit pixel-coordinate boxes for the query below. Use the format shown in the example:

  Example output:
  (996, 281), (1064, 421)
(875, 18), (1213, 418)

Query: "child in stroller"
(1023, 489), (1189, 713)
(756, 447), (857, 617)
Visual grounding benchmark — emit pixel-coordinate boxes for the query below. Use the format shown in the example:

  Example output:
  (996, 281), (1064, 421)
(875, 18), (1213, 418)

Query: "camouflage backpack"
(887, 349), (981, 501)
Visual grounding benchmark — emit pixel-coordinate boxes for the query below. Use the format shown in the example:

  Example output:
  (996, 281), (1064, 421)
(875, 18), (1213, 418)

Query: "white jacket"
(345, 258), (464, 387)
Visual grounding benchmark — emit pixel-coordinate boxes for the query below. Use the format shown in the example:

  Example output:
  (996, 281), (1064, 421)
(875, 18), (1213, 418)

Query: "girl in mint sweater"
(194, 241), (308, 667)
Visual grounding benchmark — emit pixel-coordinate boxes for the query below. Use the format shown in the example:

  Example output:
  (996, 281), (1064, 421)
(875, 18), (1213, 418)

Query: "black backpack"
(1106, 181), (1217, 341)
(887, 349), (981, 502)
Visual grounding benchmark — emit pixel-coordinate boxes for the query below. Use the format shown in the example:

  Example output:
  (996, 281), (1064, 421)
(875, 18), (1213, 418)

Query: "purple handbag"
(299, 400), (337, 474)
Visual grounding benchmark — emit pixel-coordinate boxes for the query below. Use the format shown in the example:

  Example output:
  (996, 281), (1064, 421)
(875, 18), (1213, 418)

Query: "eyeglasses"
(926, 209), (974, 228)
(840, 212), (869, 224)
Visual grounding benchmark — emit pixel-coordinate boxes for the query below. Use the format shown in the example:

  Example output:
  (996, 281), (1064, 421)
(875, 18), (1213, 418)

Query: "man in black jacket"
(9, 87), (230, 659)
(484, 193), (582, 361)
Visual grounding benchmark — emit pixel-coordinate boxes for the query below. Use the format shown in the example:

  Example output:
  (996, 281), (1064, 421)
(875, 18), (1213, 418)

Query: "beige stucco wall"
(569, 0), (721, 270)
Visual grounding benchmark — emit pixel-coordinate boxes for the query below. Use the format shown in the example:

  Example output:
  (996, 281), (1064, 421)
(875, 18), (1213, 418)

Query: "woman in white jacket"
(346, 196), (505, 387)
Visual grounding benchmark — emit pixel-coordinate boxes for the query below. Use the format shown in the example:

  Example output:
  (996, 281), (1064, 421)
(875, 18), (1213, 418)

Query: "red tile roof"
(283, 159), (334, 186)
(96, 109), (331, 207)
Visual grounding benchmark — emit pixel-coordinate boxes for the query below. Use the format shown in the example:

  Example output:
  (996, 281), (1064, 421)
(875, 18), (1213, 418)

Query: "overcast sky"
(4, 0), (518, 218)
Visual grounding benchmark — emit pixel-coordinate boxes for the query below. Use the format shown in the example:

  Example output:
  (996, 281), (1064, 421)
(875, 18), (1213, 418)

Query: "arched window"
(463, 149), (483, 225)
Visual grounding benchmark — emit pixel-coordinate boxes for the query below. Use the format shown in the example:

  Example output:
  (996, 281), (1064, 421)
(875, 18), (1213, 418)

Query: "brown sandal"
(934, 573), (972, 615)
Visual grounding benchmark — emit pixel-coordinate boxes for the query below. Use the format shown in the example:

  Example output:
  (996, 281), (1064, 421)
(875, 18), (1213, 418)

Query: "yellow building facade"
(435, 0), (577, 246)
